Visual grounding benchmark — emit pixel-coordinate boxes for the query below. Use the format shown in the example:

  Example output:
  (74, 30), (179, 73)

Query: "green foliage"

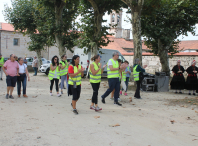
(141, 0), (198, 56)
(76, 0), (126, 54)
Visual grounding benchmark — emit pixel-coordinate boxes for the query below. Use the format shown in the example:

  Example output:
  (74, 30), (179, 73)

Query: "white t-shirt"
(108, 59), (117, 67)
(19, 63), (27, 73)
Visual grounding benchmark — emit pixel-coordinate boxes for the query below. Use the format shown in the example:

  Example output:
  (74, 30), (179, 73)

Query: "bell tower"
(109, 10), (122, 38)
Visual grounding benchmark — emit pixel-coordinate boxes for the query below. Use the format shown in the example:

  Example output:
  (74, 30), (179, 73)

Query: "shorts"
(6, 75), (17, 87)
(69, 85), (81, 101)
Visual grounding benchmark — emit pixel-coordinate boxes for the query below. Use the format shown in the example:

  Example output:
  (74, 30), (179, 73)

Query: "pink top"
(3, 60), (19, 77)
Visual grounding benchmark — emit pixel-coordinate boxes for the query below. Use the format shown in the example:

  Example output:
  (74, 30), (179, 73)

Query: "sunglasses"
(13, 56), (16, 58)
(54, 59), (57, 60)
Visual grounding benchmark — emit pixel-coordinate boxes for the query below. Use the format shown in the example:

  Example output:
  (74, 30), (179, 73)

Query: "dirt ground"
(0, 73), (198, 146)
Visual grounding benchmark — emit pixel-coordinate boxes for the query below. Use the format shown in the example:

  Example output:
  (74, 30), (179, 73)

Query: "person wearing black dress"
(186, 60), (198, 95)
(170, 60), (185, 93)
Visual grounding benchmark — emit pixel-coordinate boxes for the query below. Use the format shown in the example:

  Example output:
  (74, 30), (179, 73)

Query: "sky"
(1, 0), (198, 41)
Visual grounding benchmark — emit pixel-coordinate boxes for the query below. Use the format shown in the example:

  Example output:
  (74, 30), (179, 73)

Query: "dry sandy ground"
(0, 73), (198, 146)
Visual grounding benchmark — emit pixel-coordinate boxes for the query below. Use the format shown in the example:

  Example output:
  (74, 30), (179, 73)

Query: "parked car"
(26, 57), (50, 66)
(39, 58), (72, 75)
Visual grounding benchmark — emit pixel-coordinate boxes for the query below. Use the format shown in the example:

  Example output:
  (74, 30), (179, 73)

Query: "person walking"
(68, 55), (84, 115)
(186, 60), (198, 95)
(170, 60), (185, 94)
(48, 56), (61, 97)
(0, 53), (4, 80)
(133, 58), (147, 99)
(2, 54), (19, 99)
(60, 54), (69, 94)
(32, 56), (38, 76)
(17, 57), (30, 97)
(23, 57), (27, 65)
(121, 60), (131, 96)
(101, 52), (127, 106)
(89, 54), (106, 111)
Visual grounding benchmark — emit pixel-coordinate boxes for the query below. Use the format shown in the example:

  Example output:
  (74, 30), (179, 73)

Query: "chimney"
(122, 29), (130, 40)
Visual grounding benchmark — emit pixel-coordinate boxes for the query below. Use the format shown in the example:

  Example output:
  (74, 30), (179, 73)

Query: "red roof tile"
(0, 22), (15, 31)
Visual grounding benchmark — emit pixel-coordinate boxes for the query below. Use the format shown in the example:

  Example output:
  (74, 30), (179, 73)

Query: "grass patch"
(168, 97), (198, 107)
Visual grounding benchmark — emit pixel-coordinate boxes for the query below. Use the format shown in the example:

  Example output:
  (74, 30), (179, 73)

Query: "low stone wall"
(124, 55), (198, 76)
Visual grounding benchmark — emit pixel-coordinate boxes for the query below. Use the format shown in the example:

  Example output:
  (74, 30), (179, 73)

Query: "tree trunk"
(158, 39), (170, 76)
(131, 6), (143, 66)
(54, 1), (65, 57)
(36, 50), (42, 67)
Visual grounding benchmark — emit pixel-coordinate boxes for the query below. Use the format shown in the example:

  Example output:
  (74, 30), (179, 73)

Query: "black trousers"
(50, 78), (59, 92)
(91, 83), (100, 104)
(134, 81), (141, 98)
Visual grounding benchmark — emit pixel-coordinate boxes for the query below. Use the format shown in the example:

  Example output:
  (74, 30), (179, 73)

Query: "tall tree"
(78, 0), (125, 58)
(141, 0), (198, 75)
(122, 0), (144, 65)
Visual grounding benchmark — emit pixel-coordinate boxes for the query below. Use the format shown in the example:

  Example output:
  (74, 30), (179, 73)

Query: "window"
(13, 38), (19, 46)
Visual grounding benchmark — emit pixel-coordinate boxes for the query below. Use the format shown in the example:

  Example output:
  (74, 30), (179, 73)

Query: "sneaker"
(124, 93), (128, 96)
(57, 93), (61, 97)
(118, 98), (121, 101)
(193, 93), (196, 96)
(6, 94), (9, 99)
(50, 93), (53, 96)
(0, 78), (2, 80)
(175, 91), (178, 94)
(73, 109), (78, 115)
(95, 106), (102, 111)
(101, 97), (105, 104)
(64, 87), (66, 89)
(23, 94), (28, 97)
(189, 93), (191, 95)
(110, 97), (114, 100)
(90, 106), (95, 110)
(61, 91), (63, 94)
(9, 95), (14, 99)
(179, 92), (182, 94)
(114, 102), (122, 106)
(120, 91), (122, 95)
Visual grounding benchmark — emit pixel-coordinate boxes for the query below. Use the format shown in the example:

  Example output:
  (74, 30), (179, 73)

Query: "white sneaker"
(118, 98), (121, 101)
(57, 93), (61, 97)
(50, 93), (53, 96)
(110, 97), (114, 100)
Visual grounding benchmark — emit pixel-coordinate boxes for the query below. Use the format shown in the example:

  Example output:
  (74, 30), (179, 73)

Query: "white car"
(26, 57), (50, 66)
(39, 58), (72, 75)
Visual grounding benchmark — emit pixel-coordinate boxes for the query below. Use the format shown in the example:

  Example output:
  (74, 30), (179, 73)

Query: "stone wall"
(124, 55), (198, 76)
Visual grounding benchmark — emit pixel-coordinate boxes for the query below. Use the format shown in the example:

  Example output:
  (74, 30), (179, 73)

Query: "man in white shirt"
(32, 56), (38, 76)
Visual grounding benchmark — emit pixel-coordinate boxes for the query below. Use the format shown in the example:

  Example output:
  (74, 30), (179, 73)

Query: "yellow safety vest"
(68, 65), (82, 85)
(60, 60), (68, 76)
(107, 59), (119, 78)
(48, 64), (60, 80)
(122, 72), (126, 81)
(133, 65), (140, 81)
(89, 62), (101, 83)
(0, 57), (4, 67)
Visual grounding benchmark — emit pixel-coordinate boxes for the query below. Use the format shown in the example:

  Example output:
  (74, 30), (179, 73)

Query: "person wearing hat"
(0, 53), (4, 80)
(170, 60), (185, 93)
(32, 56), (38, 76)
(186, 60), (198, 95)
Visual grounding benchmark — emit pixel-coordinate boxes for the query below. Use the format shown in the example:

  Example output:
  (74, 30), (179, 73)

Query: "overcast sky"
(1, 0), (198, 41)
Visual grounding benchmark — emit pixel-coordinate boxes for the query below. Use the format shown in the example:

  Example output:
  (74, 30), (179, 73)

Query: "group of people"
(170, 60), (198, 95)
(1, 54), (30, 99)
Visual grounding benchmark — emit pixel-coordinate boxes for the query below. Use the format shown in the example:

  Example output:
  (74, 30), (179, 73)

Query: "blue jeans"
(61, 75), (68, 90)
(33, 67), (38, 75)
(102, 78), (120, 102)
(17, 74), (27, 95)
(122, 77), (130, 92)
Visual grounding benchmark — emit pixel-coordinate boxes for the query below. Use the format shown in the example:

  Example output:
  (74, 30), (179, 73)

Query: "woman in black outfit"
(170, 60), (185, 94)
(186, 60), (198, 95)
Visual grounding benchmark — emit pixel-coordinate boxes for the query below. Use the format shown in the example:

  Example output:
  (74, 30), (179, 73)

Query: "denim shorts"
(6, 75), (17, 87)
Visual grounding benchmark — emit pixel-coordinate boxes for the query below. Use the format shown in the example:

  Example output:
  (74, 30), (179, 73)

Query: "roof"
(102, 35), (198, 56)
(0, 22), (15, 32)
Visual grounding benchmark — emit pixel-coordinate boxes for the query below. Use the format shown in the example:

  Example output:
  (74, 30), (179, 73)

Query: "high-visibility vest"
(89, 62), (101, 83)
(133, 65), (140, 81)
(48, 64), (60, 80)
(107, 59), (119, 78)
(0, 57), (4, 67)
(68, 65), (82, 85)
(122, 72), (126, 81)
(60, 60), (68, 76)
